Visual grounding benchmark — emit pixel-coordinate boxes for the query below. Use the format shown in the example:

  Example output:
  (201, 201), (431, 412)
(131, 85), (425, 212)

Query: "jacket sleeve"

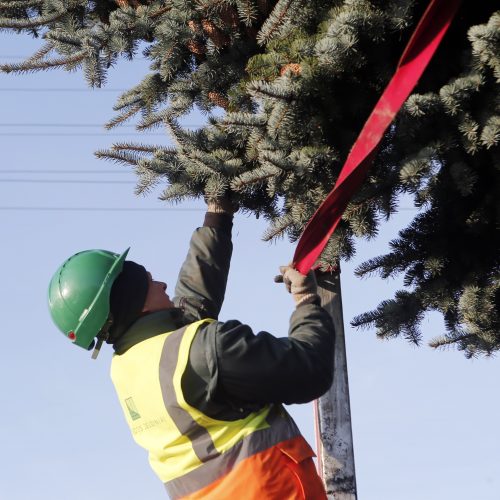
(190, 302), (335, 406)
(173, 212), (233, 322)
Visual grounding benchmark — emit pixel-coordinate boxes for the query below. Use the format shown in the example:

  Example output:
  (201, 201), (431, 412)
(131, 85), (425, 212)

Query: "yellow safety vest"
(110, 319), (302, 499)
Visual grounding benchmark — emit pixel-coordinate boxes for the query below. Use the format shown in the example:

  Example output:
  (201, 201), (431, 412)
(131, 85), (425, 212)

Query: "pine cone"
(208, 91), (229, 109)
(201, 19), (230, 48)
(115, 0), (137, 7)
(187, 40), (206, 56)
(115, 0), (153, 8)
(280, 63), (302, 76)
(188, 20), (203, 34)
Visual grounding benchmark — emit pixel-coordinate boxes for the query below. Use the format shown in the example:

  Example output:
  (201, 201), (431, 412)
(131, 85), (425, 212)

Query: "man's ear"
(142, 290), (153, 313)
(141, 280), (151, 313)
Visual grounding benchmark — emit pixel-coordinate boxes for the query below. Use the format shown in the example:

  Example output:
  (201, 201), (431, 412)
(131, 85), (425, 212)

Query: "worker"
(48, 197), (335, 499)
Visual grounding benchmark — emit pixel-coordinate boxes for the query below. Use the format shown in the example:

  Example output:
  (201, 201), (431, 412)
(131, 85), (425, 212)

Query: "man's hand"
(278, 265), (319, 306)
(206, 197), (238, 215)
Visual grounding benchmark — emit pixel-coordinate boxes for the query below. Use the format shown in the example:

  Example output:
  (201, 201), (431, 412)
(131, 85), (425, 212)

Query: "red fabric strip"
(293, 0), (461, 275)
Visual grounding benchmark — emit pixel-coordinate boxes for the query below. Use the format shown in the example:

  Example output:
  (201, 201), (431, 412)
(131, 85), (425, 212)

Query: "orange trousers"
(184, 437), (327, 500)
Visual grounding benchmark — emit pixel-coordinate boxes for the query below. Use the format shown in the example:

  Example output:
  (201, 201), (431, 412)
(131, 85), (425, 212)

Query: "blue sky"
(0, 32), (498, 500)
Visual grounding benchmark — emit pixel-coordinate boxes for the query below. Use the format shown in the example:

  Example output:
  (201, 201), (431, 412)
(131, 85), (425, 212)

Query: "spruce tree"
(2, 0), (498, 356)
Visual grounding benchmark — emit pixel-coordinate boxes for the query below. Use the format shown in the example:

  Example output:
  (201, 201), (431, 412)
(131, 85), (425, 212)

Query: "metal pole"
(315, 269), (357, 500)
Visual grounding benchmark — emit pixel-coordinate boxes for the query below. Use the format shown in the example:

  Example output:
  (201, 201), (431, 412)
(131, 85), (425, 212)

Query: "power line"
(0, 88), (127, 92)
(0, 169), (132, 173)
(0, 179), (136, 184)
(0, 204), (419, 212)
(0, 133), (167, 136)
(0, 55), (147, 61)
(0, 123), (137, 127)
(0, 123), (202, 127)
(0, 206), (204, 211)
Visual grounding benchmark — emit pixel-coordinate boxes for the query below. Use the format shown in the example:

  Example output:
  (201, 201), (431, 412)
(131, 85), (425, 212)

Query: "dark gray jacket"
(113, 213), (335, 420)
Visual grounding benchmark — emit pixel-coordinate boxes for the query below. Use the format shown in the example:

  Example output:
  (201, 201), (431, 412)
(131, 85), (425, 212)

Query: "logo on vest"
(125, 397), (141, 421)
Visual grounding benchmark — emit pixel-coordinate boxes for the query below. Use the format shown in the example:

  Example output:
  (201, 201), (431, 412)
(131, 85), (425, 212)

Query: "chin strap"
(91, 315), (114, 360)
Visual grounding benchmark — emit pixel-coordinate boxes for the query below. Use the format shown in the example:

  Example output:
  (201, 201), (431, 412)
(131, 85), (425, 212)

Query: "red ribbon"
(293, 0), (461, 275)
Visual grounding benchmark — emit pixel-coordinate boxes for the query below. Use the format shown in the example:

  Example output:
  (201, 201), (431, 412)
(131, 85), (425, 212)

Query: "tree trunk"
(315, 269), (357, 499)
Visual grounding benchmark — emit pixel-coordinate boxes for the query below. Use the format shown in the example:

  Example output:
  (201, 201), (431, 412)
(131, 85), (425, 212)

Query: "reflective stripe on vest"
(110, 319), (301, 499)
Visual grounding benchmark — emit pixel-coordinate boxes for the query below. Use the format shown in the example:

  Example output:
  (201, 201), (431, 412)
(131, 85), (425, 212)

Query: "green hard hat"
(48, 248), (129, 350)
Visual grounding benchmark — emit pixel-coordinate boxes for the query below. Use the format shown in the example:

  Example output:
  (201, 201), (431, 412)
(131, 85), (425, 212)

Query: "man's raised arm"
(173, 199), (236, 321)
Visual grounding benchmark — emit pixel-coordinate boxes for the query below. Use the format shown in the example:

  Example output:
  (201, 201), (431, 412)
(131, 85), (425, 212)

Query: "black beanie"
(107, 261), (149, 343)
